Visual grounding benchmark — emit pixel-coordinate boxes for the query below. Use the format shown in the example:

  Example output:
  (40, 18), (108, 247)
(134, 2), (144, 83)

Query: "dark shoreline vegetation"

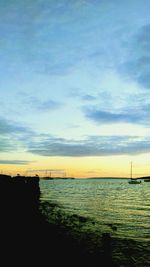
(0, 174), (149, 266)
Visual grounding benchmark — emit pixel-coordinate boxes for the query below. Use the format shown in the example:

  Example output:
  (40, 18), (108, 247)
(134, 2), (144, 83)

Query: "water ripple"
(40, 178), (150, 241)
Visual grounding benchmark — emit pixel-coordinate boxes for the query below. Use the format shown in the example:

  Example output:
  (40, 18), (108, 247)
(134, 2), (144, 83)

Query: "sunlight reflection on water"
(40, 178), (150, 241)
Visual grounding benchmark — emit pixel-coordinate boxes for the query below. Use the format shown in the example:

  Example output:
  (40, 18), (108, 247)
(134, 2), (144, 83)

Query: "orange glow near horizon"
(1, 153), (150, 178)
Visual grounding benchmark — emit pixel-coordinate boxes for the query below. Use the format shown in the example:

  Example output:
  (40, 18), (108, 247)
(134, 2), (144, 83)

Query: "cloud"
(81, 94), (97, 101)
(84, 108), (140, 124)
(0, 117), (33, 152)
(33, 99), (62, 112)
(21, 95), (63, 112)
(27, 135), (150, 157)
(82, 96), (150, 125)
(0, 160), (31, 165)
(0, 138), (15, 152)
(68, 90), (97, 101)
(0, 118), (27, 135)
(119, 24), (150, 89)
(1, 116), (150, 158)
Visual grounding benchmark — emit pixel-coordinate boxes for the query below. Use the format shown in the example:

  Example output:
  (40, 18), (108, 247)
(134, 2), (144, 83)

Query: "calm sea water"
(40, 178), (150, 242)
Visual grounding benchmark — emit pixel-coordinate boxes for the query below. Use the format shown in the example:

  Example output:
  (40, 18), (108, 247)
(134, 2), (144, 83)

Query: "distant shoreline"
(1, 173), (148, 180)
(40, 177), (134, 180)
(40, 176), (149, 180)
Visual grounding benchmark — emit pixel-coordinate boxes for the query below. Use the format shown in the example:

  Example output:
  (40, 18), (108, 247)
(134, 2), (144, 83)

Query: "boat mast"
(130, 161), (132, 179)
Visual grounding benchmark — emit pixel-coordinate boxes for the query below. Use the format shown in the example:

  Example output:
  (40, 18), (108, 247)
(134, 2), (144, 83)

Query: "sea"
(39, 178), (150, 243)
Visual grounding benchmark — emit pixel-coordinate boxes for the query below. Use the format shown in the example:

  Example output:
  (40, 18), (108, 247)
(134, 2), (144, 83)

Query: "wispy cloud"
(0, 117), (33, 152)
(1, 116), (150, 158)
(0, 160), (31, 165)
(84, 108), (140, 124)
(27, 135), (150, 157)
(32, 98), (63, 112)
(20, 94), (63, 112)
(83, 98), (150, 125)
(68, 91), (97, 102)
(81, 94), (97, 101)
(119, 24), (150, 89)
(0, 137), (15, 152)
(0, 117), (27, 135)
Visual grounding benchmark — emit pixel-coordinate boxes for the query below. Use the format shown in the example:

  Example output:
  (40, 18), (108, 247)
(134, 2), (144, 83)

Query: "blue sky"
(1, 0), (150, 177)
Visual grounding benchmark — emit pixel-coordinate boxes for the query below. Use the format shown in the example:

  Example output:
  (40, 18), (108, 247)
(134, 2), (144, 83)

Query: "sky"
(1, 0), (150, 178)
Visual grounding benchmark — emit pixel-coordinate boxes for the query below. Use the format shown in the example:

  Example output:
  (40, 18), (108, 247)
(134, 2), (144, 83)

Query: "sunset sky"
(1, 0), (150, 178)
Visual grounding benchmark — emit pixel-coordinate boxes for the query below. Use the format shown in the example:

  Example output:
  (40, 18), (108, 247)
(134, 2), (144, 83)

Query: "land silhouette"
(0, 173), (116, 267)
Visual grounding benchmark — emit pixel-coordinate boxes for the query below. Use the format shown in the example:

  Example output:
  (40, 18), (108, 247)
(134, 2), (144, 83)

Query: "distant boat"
(128, 162), (141, 184)
(128, 179), (141, 184)
(144, 178), (150, 182)
(42, 171), (53, 180)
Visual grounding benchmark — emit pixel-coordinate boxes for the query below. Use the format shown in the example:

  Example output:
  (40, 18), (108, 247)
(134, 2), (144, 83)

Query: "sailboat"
(42, 171), (53, 180)
(128, 162), (141, 184)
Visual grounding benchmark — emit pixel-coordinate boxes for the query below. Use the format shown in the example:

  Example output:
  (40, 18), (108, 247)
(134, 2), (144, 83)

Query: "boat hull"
(128, 179), (141, 184)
